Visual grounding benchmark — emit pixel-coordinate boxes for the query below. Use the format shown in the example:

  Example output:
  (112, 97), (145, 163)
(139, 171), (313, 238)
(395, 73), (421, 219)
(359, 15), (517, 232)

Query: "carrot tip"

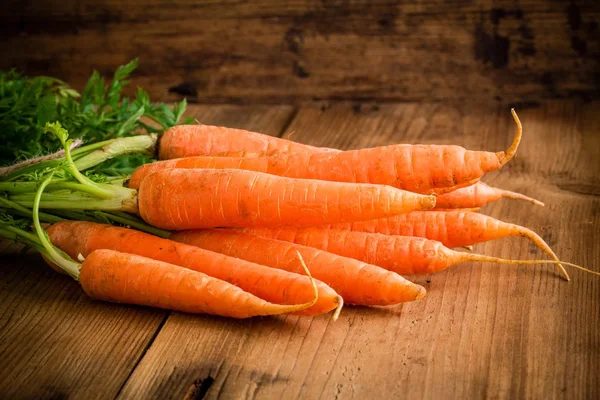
(498, 108), (522, 166)
(415, 286), (426, 301)
(332, 295), (344, 321)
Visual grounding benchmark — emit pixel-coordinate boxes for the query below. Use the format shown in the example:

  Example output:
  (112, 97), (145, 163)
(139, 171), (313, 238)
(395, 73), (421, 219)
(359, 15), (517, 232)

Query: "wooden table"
(1, 101), (598, 399)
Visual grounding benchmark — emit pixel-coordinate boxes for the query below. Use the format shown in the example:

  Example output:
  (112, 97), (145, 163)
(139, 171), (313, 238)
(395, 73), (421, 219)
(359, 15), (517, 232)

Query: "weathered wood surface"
(0, 101), (598, 399)
(1, 1), (598, 104)
(0, 105), (294, 399)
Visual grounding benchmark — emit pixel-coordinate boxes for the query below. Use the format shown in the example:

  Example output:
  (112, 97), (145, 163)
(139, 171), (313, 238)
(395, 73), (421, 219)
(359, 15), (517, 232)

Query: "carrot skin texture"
(81, 250), (310, 318)
(237, 227), (454, 274)
(434, 182), (544, 209)
(47, 221), (339, 316)
(170, 229), (426, 305)
(325, 211), (530, 247)
(130, 149), (501, 195)
(132, 109), (521, 194)
(159, 125), (337, 160)
(136, 169), (435, 229)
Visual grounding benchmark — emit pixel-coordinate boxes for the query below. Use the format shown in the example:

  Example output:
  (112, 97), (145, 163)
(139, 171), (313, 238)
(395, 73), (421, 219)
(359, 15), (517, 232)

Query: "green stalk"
(0, 196), (64, 223)
(73, 134), (157, 171)
(32, 174), (80, 279)
(3, 139), (115, 181)
(10, 192), (138, 212)
(0, 181), (114, 197)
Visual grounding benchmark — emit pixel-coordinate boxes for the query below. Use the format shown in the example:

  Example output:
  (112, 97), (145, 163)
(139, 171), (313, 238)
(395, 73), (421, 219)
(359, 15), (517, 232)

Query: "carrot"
(434, 181), (544, 209)
(47, 221), (342, 316)
(322, 210), (570, 280)
(158, 124), (338, 159)
(131, 110), (522, 194)
(26, 176), (320, 319)
(169, 229), (426, 306)
(136, 168), (435, 230)
(237, 227), (581, 277)
(83, 250), (323, 318)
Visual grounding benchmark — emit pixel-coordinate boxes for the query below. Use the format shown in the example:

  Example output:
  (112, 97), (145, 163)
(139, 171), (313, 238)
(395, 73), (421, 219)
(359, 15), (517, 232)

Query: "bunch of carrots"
(1, 109), (596, 321)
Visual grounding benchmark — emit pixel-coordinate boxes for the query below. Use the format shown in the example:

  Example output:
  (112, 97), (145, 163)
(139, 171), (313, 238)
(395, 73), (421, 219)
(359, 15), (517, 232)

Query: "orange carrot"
(323, 210), (570, 280)
(135, 168), (435, 229)
(79, 249), (318, 318)
(434, 181), (544, 209)
(159, 124), (338, 159)
(170, 229), (426, 305)
(47, 221), (341, 316)
(132, 110), (521, 194)
(237, 227), (577, 277)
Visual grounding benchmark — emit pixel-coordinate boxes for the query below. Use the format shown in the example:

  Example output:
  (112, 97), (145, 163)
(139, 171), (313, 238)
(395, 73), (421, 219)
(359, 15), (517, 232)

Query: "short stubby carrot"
(131, 110), (521, 194)
(135, 169), (435, 229)
(47, 221), (341, 316)
(170, 229), (426, 305)
(80, 249), (318, 318)
(434, 181), (544, 209)
(324, 210), (570, 280)
(158, 124), (338, 159)
(238, 227), (575, 276)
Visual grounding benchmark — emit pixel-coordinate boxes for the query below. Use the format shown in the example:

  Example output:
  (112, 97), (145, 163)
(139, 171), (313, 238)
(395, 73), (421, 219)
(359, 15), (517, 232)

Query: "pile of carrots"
(19, 109), (597, 319)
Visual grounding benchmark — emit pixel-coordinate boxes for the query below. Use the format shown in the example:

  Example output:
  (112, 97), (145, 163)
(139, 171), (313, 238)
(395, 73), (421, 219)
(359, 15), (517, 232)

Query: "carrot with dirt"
(131, 109), (522, 194)
(1, 175), (320, 319)
(433, 181), (544, 209)
(170, 229), (426, 305)
(47, 220), (342, 317)
(321, 210), (571, 280)
(159, 124), (339, 159)
(237, 227), (590, 278)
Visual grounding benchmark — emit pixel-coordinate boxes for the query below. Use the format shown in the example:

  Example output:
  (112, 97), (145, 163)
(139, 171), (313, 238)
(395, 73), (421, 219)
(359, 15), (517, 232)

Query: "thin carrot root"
(501, 189), (545, 207)
(497, 108), (522, 166)
(514, 227), (570, 281)
(462, 245), (474, 251)
(295, 250), (343, 320)
(460, 253), (599, 277)
(332, 296), (344, 321)
(277, 251), (320, 314)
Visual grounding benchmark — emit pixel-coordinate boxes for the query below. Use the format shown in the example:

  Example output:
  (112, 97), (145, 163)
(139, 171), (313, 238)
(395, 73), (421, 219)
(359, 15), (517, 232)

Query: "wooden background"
(1, 101), (599, 399)
(1, 0), (599, 104)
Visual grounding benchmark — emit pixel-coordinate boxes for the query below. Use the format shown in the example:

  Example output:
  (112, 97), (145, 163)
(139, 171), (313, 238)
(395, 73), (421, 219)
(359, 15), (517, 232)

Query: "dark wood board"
(1, 1), (598, 104)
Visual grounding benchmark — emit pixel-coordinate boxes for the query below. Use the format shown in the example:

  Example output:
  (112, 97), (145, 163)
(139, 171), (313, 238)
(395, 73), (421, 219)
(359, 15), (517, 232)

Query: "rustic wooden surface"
(1, 1), (598, 104)
(0, 101), (598, 399)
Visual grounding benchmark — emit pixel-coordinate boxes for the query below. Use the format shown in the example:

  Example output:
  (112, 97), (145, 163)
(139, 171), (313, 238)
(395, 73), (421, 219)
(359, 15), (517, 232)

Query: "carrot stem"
(31, 173), (80, 279)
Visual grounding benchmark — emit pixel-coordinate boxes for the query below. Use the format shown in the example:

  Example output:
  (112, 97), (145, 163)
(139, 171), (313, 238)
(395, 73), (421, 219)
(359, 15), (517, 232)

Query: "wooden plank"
(0, 105), (295, 399)
(117, 101), (599, 398)
(1, 1), (598, 104)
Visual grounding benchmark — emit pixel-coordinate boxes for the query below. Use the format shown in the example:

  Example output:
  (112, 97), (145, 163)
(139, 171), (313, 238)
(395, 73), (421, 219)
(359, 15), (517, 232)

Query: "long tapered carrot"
(158, 124), (338, 159)
(169, 229), (426, 305)
(135, 168), (435, 230)
(131, 110), (522, 194)
(80, 249), (319, 318)
(322, 210), (570, 280)
(434, 181), (544, 209)
(47, 221), (341, 316)
(237, 227), (583, 277)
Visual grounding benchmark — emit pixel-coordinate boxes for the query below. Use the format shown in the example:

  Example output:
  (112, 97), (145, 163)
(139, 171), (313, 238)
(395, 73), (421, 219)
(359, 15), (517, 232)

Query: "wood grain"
(0, 105), (295, 399)
(1, 1), (598, 104)
(116, 101), (599, 399)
